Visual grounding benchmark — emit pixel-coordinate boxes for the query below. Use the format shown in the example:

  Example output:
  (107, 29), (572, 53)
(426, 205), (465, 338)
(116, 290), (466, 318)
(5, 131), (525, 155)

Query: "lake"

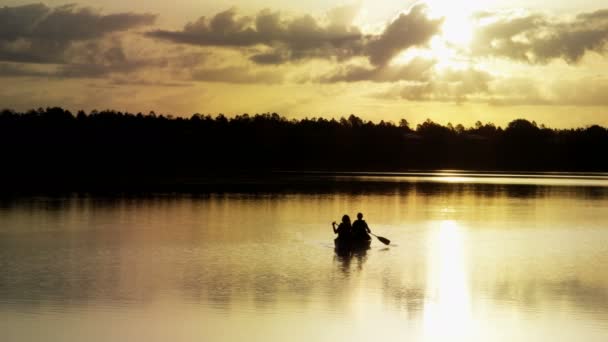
(1, 172), (608, 342)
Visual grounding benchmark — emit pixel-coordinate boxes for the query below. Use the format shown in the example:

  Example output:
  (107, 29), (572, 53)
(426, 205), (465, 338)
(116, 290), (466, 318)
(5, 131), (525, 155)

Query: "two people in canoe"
(332, 212), (372, 243)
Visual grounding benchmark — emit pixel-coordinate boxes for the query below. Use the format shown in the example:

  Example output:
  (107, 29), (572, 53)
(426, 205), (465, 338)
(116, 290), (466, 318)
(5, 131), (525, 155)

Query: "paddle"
(370, 232), (391, 245)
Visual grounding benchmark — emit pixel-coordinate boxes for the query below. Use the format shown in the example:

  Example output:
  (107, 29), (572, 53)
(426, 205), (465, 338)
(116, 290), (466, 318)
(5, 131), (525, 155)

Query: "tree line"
(1, 107), (607, 186)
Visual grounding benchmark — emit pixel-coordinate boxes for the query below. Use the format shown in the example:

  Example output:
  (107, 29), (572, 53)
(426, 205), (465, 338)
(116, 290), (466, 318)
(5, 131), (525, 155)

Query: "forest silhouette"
(1, 107), (607, 189)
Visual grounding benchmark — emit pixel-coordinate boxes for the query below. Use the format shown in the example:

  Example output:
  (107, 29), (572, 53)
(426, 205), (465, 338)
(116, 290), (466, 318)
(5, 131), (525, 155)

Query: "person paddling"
(352, 212), (371, 241)
(332, 215), (352, 241)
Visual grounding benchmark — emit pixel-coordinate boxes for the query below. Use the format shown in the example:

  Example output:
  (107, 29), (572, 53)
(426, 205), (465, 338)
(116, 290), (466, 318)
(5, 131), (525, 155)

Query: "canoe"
(334, 237), (371, 251)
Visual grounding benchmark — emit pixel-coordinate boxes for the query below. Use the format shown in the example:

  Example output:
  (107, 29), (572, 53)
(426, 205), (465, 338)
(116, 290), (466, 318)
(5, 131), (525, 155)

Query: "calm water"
(1, 173), (608, 342)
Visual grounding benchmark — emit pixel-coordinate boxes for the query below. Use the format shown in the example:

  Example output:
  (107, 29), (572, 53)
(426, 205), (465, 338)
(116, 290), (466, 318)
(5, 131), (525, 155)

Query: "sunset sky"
(2, 0), (608, 127)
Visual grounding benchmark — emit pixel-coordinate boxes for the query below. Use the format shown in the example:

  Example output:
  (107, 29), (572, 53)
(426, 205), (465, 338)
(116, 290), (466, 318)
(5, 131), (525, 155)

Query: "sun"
(389, 1), (477, 69)
(441, 15), (474, 47)
(424, 0), (476, 46)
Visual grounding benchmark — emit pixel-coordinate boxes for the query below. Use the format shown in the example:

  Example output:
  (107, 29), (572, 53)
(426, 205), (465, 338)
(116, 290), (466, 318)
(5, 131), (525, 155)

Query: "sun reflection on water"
(439, 176), (472, 183)
(424, 220), (474, 341)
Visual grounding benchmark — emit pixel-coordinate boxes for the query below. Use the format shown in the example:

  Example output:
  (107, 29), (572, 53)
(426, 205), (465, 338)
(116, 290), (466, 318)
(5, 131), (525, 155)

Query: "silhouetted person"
(352, 212), (371, 241)
(332, 215), (352, 242)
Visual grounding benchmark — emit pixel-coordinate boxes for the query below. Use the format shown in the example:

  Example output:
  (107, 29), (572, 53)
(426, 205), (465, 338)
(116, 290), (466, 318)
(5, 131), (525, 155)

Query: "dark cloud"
(0, 40), (166, 79)
(0, 39), (67, 64)
(147, 7), (364, 64)
(0, 4), (172, 80)
(319, 57), (435, 83)
(0, 4), (444, 84)
(0, 3), (156, 64)
(365, 5), (443, 67)
(472, 9), (608, 63)
(147, 5), (442, 66)
(0, 4), (156, 42)
(0, 62), (51, 77)
(149, 8), (258, 47)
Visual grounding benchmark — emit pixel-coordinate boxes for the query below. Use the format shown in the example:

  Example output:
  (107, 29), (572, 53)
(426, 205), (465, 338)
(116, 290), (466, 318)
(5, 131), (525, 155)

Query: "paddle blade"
(376, 235), (390, 245)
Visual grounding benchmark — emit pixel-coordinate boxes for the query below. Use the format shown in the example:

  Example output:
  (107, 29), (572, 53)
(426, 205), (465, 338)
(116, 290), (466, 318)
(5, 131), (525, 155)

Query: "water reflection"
(334, 242), (369, 274)
(1, 173), (608, 202)
(0, 175), (607, 341)
(424, 220), (472, 340)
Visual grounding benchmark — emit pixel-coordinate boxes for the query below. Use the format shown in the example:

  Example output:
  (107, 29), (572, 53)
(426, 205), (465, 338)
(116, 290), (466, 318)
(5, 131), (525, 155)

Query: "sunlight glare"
(424, 220), (474, 341)
(425, 0), (476, 46)
(440, 176), (470, 183)
(391, 1), (478, 69)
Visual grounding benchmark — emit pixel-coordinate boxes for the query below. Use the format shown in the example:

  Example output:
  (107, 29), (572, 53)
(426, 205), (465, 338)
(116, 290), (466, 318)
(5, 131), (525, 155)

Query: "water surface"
(1, 173), (608, 341)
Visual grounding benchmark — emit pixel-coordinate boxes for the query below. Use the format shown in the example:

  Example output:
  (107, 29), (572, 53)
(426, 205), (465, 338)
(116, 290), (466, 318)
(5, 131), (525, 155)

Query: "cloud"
(0, 39), (169, 79)
(327, 3), (362, 28)
(374, 69), (608, 107)
(551, 77), (608, 106)
(486, 77), (550, 106)
(147, 5), (442, 66)
(191, 65), (284, 84)
(0, 4), (202, 81)
(0, 3), (156, 64)
(0, 4), (156, 42)
(0, 62), (51, 77)
(147, 7), (364, 64)
(376, 68), (494, 102)
(109, 77), (193, 88)
(0, 4), (444, 84)
(405, 68), (493, 102)
(249, 51), (289, 64)
(365, 5), (443, 67)
(319, 57), (436, 83)
(489, 77), (608, 107)
(471, 9), (608, 63)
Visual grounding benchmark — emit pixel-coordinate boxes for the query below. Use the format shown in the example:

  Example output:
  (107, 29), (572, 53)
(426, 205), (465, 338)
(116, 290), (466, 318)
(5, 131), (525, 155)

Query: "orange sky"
(2, 1), (608, 127)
